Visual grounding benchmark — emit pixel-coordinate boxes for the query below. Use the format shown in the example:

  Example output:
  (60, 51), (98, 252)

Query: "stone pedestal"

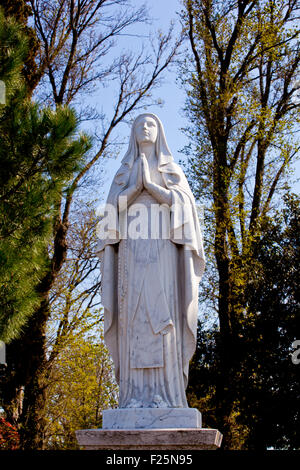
(102, 407), (202, 429)
(75, 428), (223, 450)
(76, 407), (222, 450)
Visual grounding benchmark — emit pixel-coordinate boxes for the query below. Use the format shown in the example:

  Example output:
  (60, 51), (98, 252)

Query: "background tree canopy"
(182, 0), (300, 449)
(0, 0), (181, 450)
(187, 193), (300, 449)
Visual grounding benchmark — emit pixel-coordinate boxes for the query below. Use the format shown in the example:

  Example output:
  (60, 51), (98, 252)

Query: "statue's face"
(134, 116), (158, 146)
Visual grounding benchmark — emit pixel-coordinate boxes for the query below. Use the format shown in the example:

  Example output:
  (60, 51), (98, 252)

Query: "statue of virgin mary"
(96, 113), (205, 410)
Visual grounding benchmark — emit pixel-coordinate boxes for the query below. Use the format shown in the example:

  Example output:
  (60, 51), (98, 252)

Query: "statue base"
(102, 407), (202, 429)
(75, 428), (222, 450)
(76, 408), (222, 450)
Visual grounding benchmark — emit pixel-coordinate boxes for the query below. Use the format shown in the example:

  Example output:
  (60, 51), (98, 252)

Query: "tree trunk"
(2, 221), (68, 449)
(2, 297), (50, 449)
(212, 142), (241, 448)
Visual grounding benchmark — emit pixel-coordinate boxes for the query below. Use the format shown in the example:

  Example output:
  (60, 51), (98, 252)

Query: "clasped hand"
(130, 153), (171, 206)
(136, 153), (151, 191)
(119, 154), (153, 210)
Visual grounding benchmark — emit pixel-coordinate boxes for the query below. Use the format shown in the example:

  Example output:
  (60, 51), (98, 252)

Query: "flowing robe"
(96, 115), (205, 409)
(117, 160), (189, 407)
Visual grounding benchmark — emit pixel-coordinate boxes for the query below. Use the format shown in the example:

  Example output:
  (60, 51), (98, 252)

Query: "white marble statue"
(96, 113), (205, 411)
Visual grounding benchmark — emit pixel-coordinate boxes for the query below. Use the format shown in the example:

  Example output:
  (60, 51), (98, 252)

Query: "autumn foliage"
(0, 417), (20, 450)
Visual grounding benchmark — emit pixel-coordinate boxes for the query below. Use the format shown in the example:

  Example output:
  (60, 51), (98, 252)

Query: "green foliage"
(181, 0), (300, 449)
(44, 326), (118, 450)
(240, 193), (300, 449)
(187, 194), (300, 449)
(41, 206), (115, 450)
(0, 7), (28, 100)
(0, 0), (40, 92)
(0, 9), (91, 342)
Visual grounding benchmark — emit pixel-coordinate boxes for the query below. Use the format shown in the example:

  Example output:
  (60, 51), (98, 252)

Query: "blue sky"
(93, 0), (189, 203)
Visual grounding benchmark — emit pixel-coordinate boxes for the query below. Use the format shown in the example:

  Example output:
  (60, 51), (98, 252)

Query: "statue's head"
(117, 113), (173, 180)
(134, 114), (158, 148)
(109, 112), (193, 204)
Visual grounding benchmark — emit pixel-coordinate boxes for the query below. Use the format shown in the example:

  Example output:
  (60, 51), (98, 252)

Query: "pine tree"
(0, 0), (40, 92)
(0, 7), (91, 341)
(0, 7), (91, 437)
